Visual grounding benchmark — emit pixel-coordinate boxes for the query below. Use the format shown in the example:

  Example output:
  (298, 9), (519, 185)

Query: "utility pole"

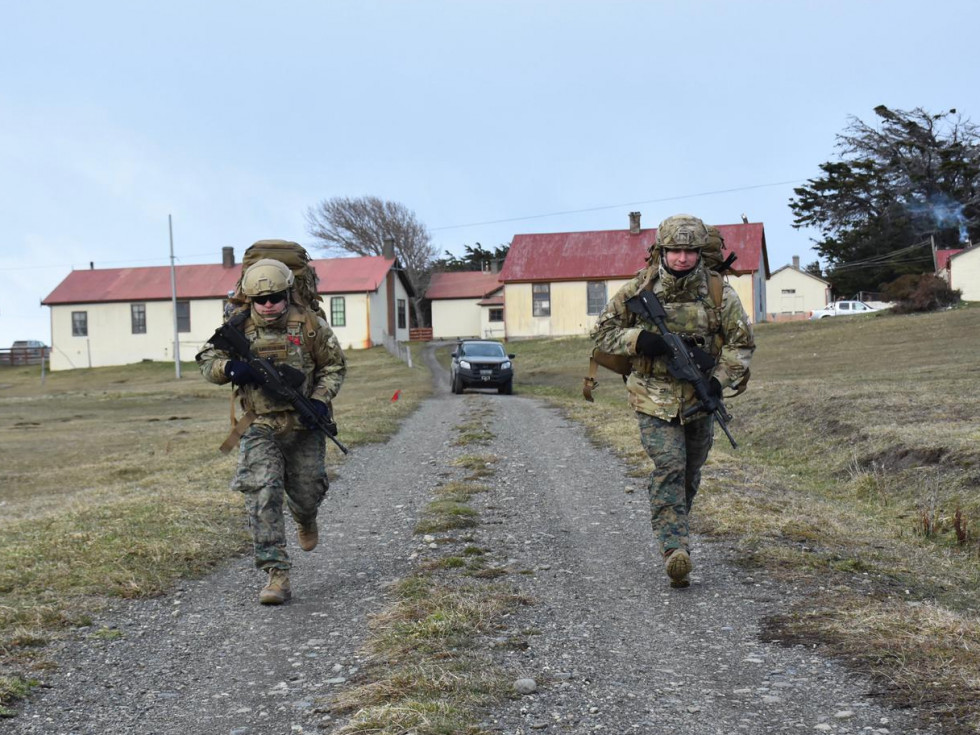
(169, 214), (181, 379)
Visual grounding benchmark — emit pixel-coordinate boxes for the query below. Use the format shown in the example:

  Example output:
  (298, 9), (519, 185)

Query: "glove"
(277, 363), (306, 389)
(708, 377), (724, 401)
(225, 360), (259, 386)
(635, 330), (670, 359)
(685, 343), (715, 374)
(301, 399), (337, 435)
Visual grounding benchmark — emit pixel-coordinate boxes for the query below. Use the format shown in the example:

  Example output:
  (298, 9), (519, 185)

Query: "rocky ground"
(4, 345), (936, 735)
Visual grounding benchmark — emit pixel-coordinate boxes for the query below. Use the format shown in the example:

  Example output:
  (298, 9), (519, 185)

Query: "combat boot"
(259, 568), (291, 605)
(297, 519), (318, 551)
(665, 548), (692, 588)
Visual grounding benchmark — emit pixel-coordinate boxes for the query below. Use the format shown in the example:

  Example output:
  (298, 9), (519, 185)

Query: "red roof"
(935, 248), (963, 270)
(42, 255), (402, 305)
(311, 256), (399, 294)
(426, 270), (502, 299)
(498, 222), (768, 282)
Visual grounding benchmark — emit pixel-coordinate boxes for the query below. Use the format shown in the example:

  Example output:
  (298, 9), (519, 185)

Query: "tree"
(431, 242), (510, 272)
(305, 196), (438, 326)
(790, 106), (980, 296)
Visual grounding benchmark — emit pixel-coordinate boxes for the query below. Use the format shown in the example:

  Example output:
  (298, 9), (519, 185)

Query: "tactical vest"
(583, 268), (723, 401)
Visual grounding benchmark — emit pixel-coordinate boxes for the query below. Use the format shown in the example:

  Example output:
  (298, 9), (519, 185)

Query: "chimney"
(382, 237), (396, 259)
(628, 211), (641, 235)
(222, 246), (235, 268)
(90, 261), (94, 270)
(792, 255), (800, 270)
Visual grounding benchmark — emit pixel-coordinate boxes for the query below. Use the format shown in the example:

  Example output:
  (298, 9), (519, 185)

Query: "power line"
(430, 179), (806, 231)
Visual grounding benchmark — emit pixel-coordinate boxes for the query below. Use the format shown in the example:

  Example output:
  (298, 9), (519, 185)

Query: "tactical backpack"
(228, 240), (326, 320)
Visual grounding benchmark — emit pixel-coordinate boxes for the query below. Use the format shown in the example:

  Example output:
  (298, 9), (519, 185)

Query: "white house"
(765, 256), (831, 320)
(42, 248), (413, 371)
(426, 270), (503, 339)
(949, 245), (980, 302)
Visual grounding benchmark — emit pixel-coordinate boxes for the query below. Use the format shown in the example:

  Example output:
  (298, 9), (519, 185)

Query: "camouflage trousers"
(637, 412), (714, 556)
(231, 424), (329, 570)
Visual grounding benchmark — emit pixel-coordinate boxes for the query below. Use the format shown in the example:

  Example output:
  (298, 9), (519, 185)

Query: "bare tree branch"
(305, 196), (438, 326)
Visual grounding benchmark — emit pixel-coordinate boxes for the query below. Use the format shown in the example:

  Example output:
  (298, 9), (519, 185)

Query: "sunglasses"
(253, 291), (287, 305)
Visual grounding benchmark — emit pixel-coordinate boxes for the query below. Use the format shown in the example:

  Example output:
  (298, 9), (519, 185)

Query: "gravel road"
(5, 344), (937, 735)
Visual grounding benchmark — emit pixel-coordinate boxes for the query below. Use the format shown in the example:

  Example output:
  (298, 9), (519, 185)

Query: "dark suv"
(450, 340), (515, 395)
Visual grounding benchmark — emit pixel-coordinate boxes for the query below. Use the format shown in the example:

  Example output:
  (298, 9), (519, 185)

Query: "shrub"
(882, 274), (961, 313)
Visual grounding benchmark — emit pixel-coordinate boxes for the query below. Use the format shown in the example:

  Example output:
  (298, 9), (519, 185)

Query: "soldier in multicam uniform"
(590, 214), (754, 588)
(197, 258), (347, 605)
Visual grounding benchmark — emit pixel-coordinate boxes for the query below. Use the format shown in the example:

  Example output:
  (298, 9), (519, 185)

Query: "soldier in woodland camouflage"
(591, 214), (754, 588)
(197, 254), (346, 605)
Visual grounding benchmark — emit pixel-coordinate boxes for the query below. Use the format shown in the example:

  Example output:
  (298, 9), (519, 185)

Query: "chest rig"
(219, 306), (320, 452)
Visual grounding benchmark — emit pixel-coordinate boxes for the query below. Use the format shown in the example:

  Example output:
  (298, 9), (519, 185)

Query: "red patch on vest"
(287, 335), (301, 346)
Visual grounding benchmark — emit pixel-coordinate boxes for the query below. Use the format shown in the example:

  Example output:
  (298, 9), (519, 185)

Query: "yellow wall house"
(765, 256), (831, 320)
(426, 270), (504, 339)
(949, 245), (980, 302)
(498, 212), (771, 340)
(42, 249), (413, 371)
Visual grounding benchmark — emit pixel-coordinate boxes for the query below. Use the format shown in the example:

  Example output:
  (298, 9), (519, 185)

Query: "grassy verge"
(329, 405), (529, 734)
(0, 346), (431, 714)
(505, 305), (980, 734)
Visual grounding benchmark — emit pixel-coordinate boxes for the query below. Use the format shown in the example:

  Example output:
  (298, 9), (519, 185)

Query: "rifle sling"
(219, 390), (257, 453)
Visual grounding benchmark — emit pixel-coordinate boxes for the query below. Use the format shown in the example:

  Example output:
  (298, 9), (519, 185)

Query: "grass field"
(2, 308), (979, 731)
(504, 304), (980, 733)
(0, 346), (432, 714)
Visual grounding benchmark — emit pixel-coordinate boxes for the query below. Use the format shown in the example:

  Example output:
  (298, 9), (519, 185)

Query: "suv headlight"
(459, 360), (471, 369)
(501, 361), (511, 370)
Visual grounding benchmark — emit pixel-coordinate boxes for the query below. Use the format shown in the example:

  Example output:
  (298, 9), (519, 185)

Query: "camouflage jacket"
(590, 262), (755, 421)
(196, 304), (347, 431)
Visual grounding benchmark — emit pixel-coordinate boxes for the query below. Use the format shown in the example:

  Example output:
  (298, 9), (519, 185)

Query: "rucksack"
(227, 240), (326, 320)
(582, 269), (727, 402)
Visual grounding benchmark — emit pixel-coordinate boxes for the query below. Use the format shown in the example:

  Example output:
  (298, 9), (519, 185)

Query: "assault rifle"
(208, 321), (350, 455)
(625, 290), (737, 449)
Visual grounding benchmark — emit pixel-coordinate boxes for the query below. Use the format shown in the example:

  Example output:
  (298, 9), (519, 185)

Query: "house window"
(397, 298), (407, 329)
(532, 283), (551, 317)
(176, 301), (190, 333)
(72, 311), (88, 337)
(331, 297), (346, 327)
(131, 303), (147, 334)
(489, 307), (504, 322)
(587, 281), (607, 316)
(781, 288), (796, 295)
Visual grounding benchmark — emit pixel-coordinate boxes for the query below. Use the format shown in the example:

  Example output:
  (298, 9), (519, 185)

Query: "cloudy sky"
(2, 0), (978, 348)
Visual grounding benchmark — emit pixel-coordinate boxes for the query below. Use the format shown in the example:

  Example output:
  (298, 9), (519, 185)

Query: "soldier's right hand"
(636, 330), (670, 358)
(225, 360), (260, 386)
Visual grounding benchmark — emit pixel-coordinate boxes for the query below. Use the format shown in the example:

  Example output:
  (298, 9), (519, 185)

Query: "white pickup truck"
(810, 300), (889, 319)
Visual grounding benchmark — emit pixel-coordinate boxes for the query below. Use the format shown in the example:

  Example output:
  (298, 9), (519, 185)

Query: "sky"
(2, 0), (979, 348)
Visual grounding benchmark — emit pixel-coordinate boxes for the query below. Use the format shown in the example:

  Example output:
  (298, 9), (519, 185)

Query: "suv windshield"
(460, 343), (506, 358)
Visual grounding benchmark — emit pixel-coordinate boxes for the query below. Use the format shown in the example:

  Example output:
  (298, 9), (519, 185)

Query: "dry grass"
(0, 347), (431, 708)
(330, 409), (527, 735)
(505, 304), (980, 734)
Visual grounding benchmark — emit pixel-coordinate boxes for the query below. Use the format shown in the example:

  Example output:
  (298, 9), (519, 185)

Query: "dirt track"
(5, 344), (936, 734)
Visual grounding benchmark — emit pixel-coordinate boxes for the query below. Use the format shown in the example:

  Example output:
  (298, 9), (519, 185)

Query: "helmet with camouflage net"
(655, 214), (710, 250)
(241, 258), (294, 297)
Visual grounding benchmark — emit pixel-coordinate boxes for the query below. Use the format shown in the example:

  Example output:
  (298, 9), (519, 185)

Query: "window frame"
(71, 311), (88, 337)
(586, 281), (607, 316)
(532, 283), (551, 317)
(131, 303), (147, 334)
(397, 298), (407, 329)
(330, 296), (346, 327)
(176, 301), (191, 333)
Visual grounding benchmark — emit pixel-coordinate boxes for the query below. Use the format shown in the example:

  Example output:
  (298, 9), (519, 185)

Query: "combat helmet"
(655, 214), (710, 250)
(241, 258), (295, 298)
